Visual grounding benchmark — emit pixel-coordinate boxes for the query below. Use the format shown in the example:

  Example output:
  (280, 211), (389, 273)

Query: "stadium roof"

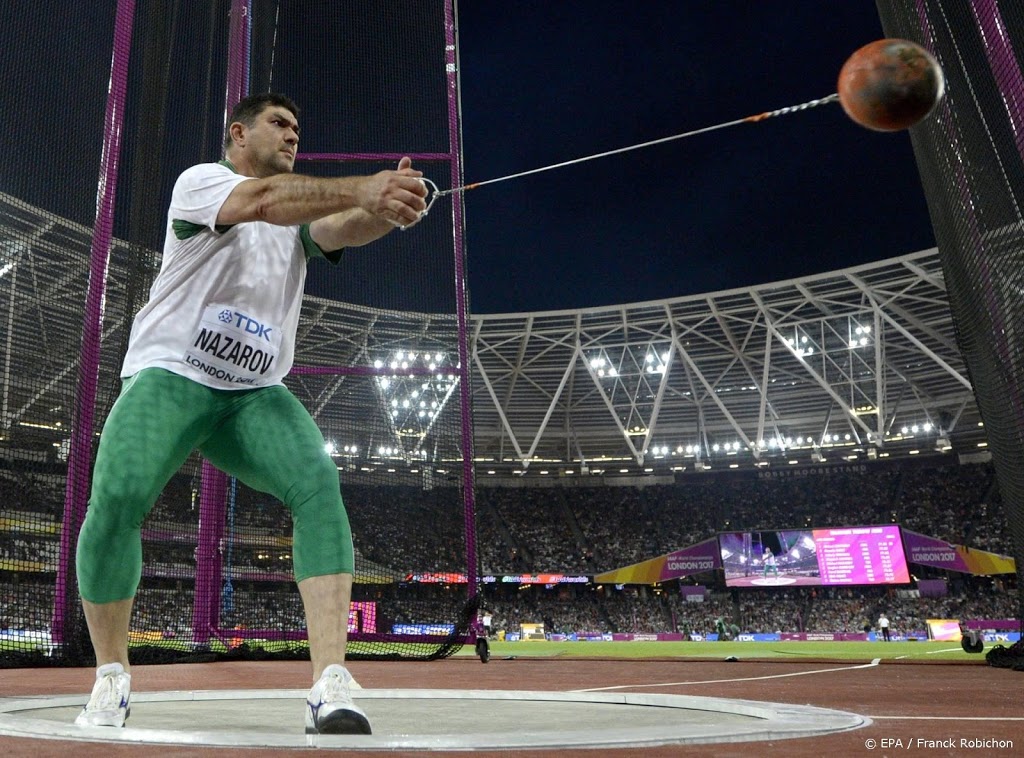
(465, 248), (985, 476)
(0, 191), (987, 480)
(292, 246), (985, 479)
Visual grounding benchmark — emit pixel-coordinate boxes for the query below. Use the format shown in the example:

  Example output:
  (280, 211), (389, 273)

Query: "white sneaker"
(305, 664), (371, 735)
(75, 662), (131, 727)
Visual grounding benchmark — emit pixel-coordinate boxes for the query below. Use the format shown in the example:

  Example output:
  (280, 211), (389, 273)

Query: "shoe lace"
(318, 673), (353, 706)
(87, 674), (124, 711)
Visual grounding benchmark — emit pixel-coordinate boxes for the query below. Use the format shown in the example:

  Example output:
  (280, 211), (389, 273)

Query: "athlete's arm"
(307, 158), (426, 250)
(216, 160), (426, 230)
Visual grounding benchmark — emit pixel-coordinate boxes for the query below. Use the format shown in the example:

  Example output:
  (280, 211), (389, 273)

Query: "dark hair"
(223, 92), (300, 151)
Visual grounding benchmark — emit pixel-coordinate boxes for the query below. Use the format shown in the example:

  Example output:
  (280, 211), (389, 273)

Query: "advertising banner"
(403, 572), (589, 585)
(520, 623), (546, 640)
(392, 623), (455, 635)
(903, 530), (1016, 575)
(915, 578), (948, 597)
(926, 619), (962, 641)
(962, 619), (1021, 631)
(348, 601), (377, 633)
(593, 538), (720, 584)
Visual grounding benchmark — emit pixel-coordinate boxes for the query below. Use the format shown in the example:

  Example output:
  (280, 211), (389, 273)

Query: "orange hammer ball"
(837, 38), (945, 131)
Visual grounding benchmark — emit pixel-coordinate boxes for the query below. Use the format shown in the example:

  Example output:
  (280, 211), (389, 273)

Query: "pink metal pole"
(194, 0), (251, 644)
(442, 0), (479, 600)
(52, 0), (136, 646)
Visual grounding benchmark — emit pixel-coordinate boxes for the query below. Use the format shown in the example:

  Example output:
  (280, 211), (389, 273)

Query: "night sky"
(0, 2), (939, 317)
(454, 2), (937, 314)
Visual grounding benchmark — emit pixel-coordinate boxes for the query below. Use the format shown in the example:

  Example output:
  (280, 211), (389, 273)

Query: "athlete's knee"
(282, 452), (346, 524)
(276, 454), (354, 578)
(283, 454), (343, 512)
(76, 505), (144, 603)
(87, 475), (158, 532)
(78, 480), (148, 563)
(288, 468), (348, 545)
(290, 486), (352, 576)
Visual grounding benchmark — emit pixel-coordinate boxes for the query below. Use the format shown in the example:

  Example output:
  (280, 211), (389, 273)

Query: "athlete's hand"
(355, 157), (427, 227)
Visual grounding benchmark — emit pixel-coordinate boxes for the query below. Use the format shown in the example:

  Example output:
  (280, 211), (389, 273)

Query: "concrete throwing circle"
(0, 688), (870, 750)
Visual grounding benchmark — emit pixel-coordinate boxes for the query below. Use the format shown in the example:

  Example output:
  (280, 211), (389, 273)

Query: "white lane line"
(870, 716), (1024, 721)
(895, 646), (975, 659)
(572, 658), (881, 692)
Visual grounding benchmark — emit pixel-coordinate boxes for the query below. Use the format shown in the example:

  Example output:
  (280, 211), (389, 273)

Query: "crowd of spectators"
(475, 463), (1011, 575)
(800, 583), (1018, 635)
(0, 469), (65, 519)
(0, 581), (53, 632)
(669, 591), (736, 636)
(10, 459), (999, 580)
(1, 578), (1017, 640)
(0, 533), (57, 568)
(0, 459), (1020, 642)
(474, 587), (610, 637)
(88, 460), (1010, 579)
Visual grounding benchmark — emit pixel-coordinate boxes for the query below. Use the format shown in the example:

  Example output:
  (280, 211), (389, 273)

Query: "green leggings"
(76, 368), (353, 603)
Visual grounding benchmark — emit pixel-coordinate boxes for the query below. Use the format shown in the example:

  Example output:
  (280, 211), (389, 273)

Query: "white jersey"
(121, 161), (334, 389)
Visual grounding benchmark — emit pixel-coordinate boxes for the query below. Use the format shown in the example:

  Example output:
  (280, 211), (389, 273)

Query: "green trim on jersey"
(172, 161), (241, 240)
(172, 218), (235, 240)
(300, 223), (344, 264)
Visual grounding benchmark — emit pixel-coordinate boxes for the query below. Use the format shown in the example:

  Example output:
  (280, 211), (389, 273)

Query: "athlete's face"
(244, 106), (299, 177)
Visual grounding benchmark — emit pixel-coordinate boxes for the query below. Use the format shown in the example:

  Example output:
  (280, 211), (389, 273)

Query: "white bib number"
(183, 304), (283, 386)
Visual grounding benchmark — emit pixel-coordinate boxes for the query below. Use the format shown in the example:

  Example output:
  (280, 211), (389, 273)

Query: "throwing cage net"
(0, 0), (478, 667)
(875, 0), (1024, 667)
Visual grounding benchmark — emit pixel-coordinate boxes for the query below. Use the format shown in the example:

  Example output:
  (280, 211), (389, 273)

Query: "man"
(762, 548), (778, 578)
(878, 612), (891, 642)
(73, 92), (427, 735)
